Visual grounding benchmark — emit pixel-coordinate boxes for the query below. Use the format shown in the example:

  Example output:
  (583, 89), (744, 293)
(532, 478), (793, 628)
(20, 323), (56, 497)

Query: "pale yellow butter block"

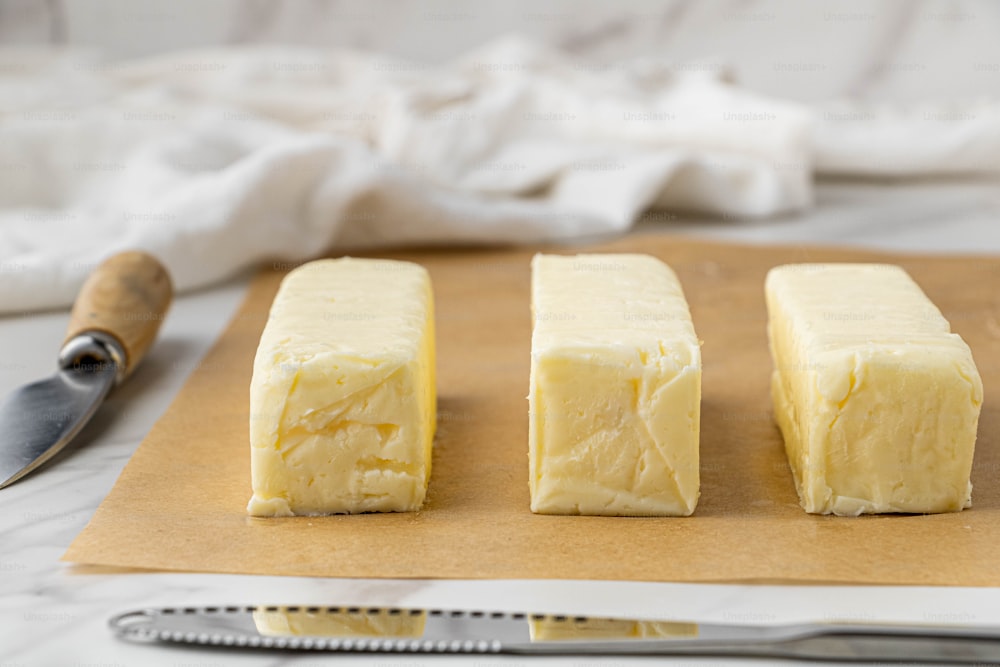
(248, 258), (435, 516)
(528, 254), (701, 516)
(766, 264), (982, 515)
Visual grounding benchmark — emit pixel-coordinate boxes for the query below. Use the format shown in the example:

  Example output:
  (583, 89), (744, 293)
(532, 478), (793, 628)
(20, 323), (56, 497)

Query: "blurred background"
(4, 0), (998, 102)
(1, 0), (999, 312)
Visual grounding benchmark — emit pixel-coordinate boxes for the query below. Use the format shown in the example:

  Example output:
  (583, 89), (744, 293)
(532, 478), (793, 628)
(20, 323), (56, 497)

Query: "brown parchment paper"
(63, 235), (1000, 585)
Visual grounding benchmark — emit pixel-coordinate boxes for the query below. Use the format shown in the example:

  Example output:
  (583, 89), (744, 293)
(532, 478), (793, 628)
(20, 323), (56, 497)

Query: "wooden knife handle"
(64, 251), (173, 380)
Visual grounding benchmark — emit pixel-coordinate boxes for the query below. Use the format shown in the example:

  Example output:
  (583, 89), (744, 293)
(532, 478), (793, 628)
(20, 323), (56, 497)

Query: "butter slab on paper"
(766, 263), (983, 516)
(63, 237), (1000, 586)
(247, 258), (436, 516)
(528, 253), (701, 516)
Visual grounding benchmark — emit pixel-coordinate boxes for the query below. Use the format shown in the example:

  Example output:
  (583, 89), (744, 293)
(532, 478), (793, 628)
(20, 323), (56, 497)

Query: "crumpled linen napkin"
(0, 38), (995, 313)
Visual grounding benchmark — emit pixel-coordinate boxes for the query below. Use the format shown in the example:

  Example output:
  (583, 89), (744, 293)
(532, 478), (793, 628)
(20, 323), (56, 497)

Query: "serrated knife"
(110, 605), (1000, 662)
(0, 251), (172, 488)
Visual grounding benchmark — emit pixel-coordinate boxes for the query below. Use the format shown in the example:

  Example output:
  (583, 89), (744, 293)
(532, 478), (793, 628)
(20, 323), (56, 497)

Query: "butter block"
(766, 264), (982, 515)
(248, 258), (435, 516)
(528, 253), (701, 516)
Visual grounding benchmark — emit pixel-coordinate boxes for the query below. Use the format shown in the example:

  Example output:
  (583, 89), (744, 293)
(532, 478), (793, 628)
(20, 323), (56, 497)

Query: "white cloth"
(0, 38), (996, 313)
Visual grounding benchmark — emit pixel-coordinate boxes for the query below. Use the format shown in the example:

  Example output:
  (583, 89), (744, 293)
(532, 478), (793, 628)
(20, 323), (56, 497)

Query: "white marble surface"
(1, 178), (1000, 666)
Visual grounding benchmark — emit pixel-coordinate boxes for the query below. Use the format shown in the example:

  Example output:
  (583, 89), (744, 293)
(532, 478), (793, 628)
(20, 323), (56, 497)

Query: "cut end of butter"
(766, 263), (982, 516)
(247, 257), (436, 516)
(528, 253), (701, 517)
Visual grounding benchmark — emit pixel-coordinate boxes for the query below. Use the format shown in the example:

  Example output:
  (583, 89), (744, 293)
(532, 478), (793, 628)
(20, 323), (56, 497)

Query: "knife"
(0, 251), (172, 489)
(111, 605), (1000, 662)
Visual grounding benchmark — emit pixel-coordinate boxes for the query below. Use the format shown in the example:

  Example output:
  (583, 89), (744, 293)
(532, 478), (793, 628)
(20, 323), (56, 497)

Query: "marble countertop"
(2, 178), (1000, 666)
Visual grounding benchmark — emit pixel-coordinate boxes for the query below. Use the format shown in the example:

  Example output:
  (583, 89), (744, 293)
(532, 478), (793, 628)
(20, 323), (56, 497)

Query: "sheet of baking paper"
(64, 236), (1000, 585)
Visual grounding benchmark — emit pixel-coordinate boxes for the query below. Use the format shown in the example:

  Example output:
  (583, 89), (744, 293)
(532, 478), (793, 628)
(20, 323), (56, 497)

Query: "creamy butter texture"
(528, 253), (701, 516)
(766, 264), (982, 515)
(248, 258), (435, 516)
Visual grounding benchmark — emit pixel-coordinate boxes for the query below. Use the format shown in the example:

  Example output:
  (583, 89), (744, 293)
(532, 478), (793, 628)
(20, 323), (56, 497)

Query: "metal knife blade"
(110, 605), (1000, 662)
(0, 251), (172, 489)
(0, 363), (115, 488)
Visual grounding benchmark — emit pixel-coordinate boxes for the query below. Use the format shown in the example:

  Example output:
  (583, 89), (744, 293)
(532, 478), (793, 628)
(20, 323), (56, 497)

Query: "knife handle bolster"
(64, 251), (174, 381)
